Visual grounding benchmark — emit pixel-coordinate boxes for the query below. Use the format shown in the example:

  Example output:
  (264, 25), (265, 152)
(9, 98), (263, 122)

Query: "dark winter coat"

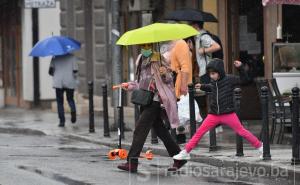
(200, 59), (252, 115)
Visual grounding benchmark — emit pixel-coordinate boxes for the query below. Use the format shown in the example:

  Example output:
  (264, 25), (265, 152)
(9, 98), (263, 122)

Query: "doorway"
(224, 0), (264, 119)
(0, 0), (22, 106)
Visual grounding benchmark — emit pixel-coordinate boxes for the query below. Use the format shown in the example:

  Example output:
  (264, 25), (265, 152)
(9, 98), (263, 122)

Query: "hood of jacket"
(206, 58), (225, 80)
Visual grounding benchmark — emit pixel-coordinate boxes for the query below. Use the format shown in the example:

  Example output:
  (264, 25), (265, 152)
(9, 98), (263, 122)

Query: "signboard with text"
(24, 0), (56, 8)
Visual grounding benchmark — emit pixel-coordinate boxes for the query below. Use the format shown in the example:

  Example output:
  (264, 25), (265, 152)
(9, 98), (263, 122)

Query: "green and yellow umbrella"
(116, 23), (198, 45)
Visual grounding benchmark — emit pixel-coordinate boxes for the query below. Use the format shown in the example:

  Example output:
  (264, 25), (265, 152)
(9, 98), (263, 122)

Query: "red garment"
(185, 113), (262, 153)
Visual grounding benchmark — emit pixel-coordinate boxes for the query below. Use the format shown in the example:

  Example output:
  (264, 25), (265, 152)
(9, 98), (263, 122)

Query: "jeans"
(56, 88), (76, 123)
(194, 95), (208, 120)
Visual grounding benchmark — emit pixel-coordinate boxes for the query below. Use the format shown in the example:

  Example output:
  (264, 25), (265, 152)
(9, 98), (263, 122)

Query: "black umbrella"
(165, 8), (218, 23)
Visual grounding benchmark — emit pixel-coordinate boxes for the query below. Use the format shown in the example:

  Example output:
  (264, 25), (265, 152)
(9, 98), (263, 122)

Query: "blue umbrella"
(29, 36), (81, 57)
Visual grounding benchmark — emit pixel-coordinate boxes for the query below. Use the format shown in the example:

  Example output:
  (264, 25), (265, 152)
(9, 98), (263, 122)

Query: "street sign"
(24, 0), (56, 8)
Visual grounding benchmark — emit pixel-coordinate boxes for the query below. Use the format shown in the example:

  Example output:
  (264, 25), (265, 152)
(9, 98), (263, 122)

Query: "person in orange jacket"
(169, 39), (193, 100)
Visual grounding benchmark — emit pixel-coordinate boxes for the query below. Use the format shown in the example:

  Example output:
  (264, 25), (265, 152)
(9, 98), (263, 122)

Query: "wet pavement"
(0, 133), (293, 185)
(0, 108), (299, 184)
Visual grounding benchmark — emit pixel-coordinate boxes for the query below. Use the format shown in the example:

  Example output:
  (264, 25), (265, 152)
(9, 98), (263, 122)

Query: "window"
(273, 43), (300, 73)
(283, 5), (300, 43)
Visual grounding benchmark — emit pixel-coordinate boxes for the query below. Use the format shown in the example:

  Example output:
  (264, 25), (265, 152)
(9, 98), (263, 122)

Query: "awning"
(262, 0), (300, 6)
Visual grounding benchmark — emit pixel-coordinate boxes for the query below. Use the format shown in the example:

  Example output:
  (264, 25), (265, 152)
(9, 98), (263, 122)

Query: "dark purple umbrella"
(165, 8), (218, 23)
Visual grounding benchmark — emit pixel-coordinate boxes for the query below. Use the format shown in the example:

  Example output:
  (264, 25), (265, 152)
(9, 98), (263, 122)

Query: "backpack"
(200, 31), (224, 60)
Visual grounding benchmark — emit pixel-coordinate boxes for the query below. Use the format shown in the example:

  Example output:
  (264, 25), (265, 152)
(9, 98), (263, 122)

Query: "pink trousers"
(185, 113), (262, 153)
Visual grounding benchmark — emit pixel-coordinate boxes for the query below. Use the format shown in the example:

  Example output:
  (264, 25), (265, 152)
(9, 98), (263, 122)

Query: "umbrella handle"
(158, 43), (162, 67)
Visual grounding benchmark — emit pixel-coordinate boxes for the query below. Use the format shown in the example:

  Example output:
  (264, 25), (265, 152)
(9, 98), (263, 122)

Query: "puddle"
(18, 165), (92, 185)
(206, 179), (254, 185)
(0, 127), (46, 136)
(58, 147), (95, 152)
(89, 160), (98, 163)
(10, 154), (60, 158)
(34, 119), (43, 122)
(58, 138), (74, 145)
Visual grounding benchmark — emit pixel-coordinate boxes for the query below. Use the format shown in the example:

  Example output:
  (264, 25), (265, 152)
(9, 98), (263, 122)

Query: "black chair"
(269, 78), (292, 144)
(255, 78), (283, 144)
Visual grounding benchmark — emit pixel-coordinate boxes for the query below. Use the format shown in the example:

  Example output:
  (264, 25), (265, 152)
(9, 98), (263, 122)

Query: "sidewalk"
(0, 108), (299, 182)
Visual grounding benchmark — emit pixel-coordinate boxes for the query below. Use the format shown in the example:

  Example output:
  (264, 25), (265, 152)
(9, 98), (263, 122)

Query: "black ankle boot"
(117, 162), (138, 173)
(167, 160), (187, 171)
(58, 121), (65, 127)
(71, 112), (76, 123)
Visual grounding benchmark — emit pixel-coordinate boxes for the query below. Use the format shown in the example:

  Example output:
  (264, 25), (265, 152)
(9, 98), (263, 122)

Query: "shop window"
(273, 43), (300, 73)
(283, 5), (300, 43)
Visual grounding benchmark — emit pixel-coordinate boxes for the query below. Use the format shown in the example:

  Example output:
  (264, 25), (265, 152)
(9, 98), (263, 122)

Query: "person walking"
(117, 44), (186, 173)
(173, 59), (263, 160)
(49, 53), (79, 127)
(161, 39), (193, 143)
(169, 39), (193, 99)
(190, 21), (221, 124)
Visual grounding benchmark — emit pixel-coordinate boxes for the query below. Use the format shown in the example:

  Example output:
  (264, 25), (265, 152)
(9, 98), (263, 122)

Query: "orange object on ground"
(140, 150), (154, 160)
(108, 149), (128, 160)
(108, 149), (153, 160)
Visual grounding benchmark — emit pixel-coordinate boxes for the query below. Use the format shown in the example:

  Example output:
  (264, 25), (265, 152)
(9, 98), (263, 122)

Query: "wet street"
(0, 132), (293, 185)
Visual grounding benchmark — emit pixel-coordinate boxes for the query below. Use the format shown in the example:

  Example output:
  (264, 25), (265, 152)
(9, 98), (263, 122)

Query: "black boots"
(58, 111), (75, 127)
(58, 121), (65, 127)
(167, 160), (187, 171)
(117, 162), (138, 173)
(71, 112), (76, 123)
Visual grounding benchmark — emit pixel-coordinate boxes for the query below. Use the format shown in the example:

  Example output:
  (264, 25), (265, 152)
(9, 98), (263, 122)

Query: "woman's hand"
(159, 66), (167, 76)
(195, 83), (202, 89)
(121, 83), (129, 90)
(199, 48), (205, 55)
(234, 60), (242, 68)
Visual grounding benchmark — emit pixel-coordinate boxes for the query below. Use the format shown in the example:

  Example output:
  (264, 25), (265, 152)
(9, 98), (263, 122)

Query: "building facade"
(56, 0), (299, 119)
(60, 0), (109, 96)
(1, 0), (299, 119)
(0, 0), (61, 108)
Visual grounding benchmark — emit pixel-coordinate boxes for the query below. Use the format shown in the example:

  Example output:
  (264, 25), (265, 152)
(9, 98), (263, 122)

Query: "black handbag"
(131, 57), (156, 106)
(131, 88), (154, 106)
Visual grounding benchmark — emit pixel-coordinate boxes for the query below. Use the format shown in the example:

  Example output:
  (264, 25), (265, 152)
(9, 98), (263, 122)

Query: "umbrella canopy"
(165, 8), (218, 22)
(29, 36), (81, 57)
(116, 23), (199, 46)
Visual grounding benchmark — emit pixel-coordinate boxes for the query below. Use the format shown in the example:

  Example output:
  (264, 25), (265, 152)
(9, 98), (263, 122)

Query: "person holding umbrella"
(49, 53), (79, 127)
(30, 36), (81, 127)
(118, 43), (186, 172)
(115, 23), (198, 172)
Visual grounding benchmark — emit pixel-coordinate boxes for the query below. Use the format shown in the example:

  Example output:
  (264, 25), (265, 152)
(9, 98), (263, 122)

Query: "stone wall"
(59, 0), (202, 97)
(60, 0), (109, 96)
